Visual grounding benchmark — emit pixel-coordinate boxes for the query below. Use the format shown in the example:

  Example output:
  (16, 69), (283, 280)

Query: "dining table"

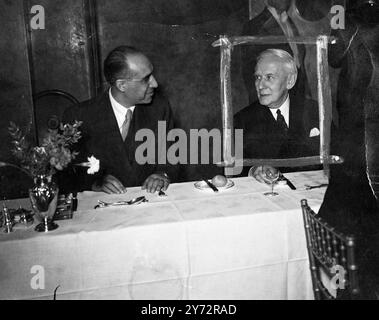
(0, 170), (328, 300)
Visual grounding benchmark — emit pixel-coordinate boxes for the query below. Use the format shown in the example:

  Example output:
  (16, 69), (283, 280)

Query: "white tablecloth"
(0, 170), (328, 300)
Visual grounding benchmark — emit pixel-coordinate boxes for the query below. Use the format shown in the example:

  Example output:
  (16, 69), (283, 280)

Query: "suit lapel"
(259, 103), (286, 135)
(103, 93), (122, 139)
(96, 92), (135, 172)
(261, 105), (277, 126)
(261, 8), (278, 33)
(100, 93), (127, 149)
(124, 104), (150, 164)
(288, 92), (306, 137)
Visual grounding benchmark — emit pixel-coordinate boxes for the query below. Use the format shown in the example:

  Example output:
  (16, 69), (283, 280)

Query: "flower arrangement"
(0, 121), (100, 178)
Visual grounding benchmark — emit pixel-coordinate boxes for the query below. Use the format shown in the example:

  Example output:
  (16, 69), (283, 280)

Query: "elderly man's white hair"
(257, 49), (298, 77)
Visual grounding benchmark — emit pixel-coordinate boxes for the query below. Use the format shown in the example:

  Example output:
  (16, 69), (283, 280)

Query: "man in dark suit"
(234, 48), (319, 181)
(318, 2), (379, 299)
(63, 46), (176, 194)
(240, 0), (309, 104)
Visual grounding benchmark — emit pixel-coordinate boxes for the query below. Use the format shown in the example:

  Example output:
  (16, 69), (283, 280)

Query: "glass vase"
(29, 174), (59, 232)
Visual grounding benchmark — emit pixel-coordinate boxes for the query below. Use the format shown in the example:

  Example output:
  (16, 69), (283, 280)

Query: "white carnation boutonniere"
(76, 155), (100, 175)
(309, 127), (320, 138)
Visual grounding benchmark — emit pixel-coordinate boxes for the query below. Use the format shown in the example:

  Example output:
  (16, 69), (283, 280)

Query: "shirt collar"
(109, 88), (135, 129)
(269, 94), (290, 127)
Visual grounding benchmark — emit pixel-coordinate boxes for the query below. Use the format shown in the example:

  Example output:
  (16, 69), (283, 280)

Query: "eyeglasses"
(118, 73), (154, 84)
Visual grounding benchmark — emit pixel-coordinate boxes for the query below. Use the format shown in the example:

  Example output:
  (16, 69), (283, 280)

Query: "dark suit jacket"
(61, 90), (177, 191)
(240, 7), (308, 104)
(234, 92), (319, 175)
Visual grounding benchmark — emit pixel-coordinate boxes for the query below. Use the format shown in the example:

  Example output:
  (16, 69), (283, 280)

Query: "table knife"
(282, 176), (296, 190)
(203, 179), (219, 192)
(72, 192), (78, 211)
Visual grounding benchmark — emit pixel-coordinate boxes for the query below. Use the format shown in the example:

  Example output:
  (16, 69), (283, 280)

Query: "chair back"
(301, 199), (360, 299)
(33, 90), (79, 145)
(0, 166), (33, 200)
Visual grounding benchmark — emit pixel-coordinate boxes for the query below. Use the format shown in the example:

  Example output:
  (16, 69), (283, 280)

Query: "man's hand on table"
(92, 174), (127, 194)
(142, 172), (170, 193)
(91, 172), (170, 194)
(250, 165), (280, 184)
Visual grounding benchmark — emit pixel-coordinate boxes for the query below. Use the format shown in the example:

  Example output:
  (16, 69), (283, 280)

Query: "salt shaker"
(3, 204), (13, 233)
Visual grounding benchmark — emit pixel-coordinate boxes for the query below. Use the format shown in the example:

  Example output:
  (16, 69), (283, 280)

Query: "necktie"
(276, 109), (288, 133)
(121, 109), (133, 141)
(279, 11), (300, 68)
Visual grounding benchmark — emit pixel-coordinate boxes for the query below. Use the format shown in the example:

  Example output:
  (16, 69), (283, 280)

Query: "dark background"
(0, 0), (341, 198)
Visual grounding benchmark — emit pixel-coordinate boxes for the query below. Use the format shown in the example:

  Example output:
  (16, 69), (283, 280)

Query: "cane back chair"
(301, 199), (360, 299)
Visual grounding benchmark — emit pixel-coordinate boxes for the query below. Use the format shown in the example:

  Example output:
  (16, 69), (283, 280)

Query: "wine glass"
(263, 167), (280, 196)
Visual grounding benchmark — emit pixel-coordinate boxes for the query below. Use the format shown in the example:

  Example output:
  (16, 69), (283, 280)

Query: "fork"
(95, 196), (147, 209)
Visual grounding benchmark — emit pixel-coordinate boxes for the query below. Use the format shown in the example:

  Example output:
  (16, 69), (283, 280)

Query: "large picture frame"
(212, 35), (344, 176)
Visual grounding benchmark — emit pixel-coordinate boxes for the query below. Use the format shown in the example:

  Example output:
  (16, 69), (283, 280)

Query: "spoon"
(94, 196), (147, 209)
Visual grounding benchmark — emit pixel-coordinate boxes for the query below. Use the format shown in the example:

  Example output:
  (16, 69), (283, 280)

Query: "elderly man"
(240, 0), (309, 104)
(234, 49), (319, 181)
(63, 46), (176, 194)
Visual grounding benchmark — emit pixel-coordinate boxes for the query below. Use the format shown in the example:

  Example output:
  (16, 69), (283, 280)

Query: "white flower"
(76, 155), (100, 175)
(309, 128), (320, 137)
(86, 156), (100, 174)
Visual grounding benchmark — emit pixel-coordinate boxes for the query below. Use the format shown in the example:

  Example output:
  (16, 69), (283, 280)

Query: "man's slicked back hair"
(257, 48), (298, 77)
(103, 45), (140, 86)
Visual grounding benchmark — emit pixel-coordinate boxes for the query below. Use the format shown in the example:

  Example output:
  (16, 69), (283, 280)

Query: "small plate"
(194, 179), (235, 191)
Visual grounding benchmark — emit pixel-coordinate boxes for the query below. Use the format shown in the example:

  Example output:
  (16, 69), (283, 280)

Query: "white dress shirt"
(109, 88), (135, 135)
(269, 94), (290, 127)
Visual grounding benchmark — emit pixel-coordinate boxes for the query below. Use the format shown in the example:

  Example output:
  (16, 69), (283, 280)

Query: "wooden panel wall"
(28, 0), (95, 101)
(0, 0), (34, 160)
(0, 0), (35, 198)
